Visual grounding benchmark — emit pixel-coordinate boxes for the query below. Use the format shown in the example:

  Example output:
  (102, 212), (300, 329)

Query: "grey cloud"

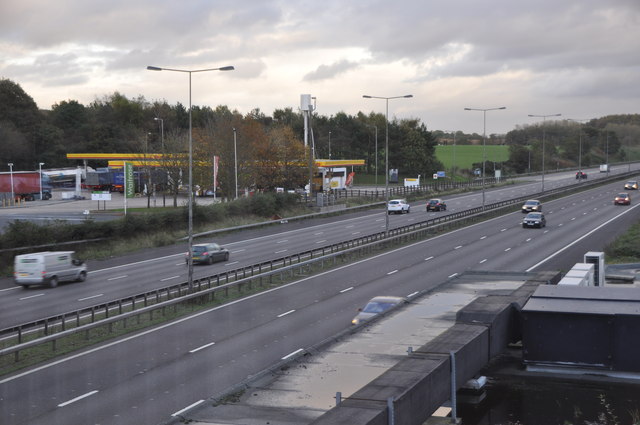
(303, 60), (359, 81)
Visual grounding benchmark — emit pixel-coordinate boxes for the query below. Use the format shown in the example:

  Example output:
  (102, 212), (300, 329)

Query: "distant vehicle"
(522, 212), (546, 228)
(0, 171), (52, 201)
(351, 296), (407, 325)
(387, 199), (410, 214)
(600, 164), (609, 173)
(14, 251), (87, 288)
(624, 181), (638, 190)
(614, 193), (631, 205)
(521, 199), (542, 213)
(426, 198), (447, 212)
(576, 171), (587, 179)
(186, 243), (229, 265)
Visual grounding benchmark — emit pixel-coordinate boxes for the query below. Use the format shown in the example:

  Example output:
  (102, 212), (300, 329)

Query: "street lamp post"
(363, 94), (413, 235)
(233, 127), (238, 199)
(39, 162), (44, 200)
(569, 119), (588, 180)
(528, 113), (561, 193)
(154, 117), (164, 151)
(464, 107), (506, 209)
(7, 163), (14, 203)
(328, 131), (332, 159)
(147, 64), (234, 291)
(364, 124), (379, 191)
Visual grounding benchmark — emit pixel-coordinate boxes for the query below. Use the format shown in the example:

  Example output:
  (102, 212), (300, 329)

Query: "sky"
(1, 0), (639, 135)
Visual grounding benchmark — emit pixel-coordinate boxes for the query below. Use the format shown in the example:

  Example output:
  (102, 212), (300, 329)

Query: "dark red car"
(614, 193), (631, 205)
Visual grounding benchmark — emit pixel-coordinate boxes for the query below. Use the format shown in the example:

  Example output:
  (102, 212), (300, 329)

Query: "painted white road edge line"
(172, 399), (204, 417)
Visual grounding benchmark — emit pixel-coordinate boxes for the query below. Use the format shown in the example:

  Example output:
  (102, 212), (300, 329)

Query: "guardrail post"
(387, 397), (395, 425)
(335, 392), (342, 406)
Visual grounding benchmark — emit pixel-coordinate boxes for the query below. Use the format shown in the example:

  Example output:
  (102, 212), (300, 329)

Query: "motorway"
(1, 166), (640, 424)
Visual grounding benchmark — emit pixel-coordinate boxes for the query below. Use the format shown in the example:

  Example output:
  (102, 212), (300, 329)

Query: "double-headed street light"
(147, 64), (234, 291)
(463, 106), (506, 209)
(363, 94), (413, 236)
(528, 113), (561, 193)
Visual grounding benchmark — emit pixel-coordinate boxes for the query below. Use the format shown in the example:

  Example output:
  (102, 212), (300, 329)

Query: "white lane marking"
(275, 249), (287, 254)
(425, 256), (434, 261)
(172, 400), (205, 417)
(19, 293), (45, 301)
(189, 342), (215, 353)
(479, 259), (487, 264)
(107, 275), (127, 281)
(0, 209), (574, 385)
(504, 248), (511, 252)
(387, 270), (398, 275)
(526, 238), (532, 242)
(501, 228), (507, 232)
(408, 291), (419, 297)
(480, 236), (487, 240)
(352, 231), (361, 235)
(0, 287), (20, 293)
(277, 309), (295, 318)
(282, 348), (304, 360)
(161, 276), (181, 282)
(340, 287), (354, 293)
(316, 240), (327, 244)
(448, 273), (458, 278)
(558, 223), (563, 226)
(375, 218), (384, 222)
(345, 225), (354, 228)
(571, 217), (576, 221)
(58, 390), (99, 407)
(225, 261), (239, 266)
(232, 249), (245, 253)
(314, 232), (324, 235)
(454, 245), (463, 250)
(277, 240), (288, 244)
(78, 294), (104, 302)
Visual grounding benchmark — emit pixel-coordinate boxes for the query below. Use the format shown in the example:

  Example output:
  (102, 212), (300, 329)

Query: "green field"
(436, 145), (509, 170)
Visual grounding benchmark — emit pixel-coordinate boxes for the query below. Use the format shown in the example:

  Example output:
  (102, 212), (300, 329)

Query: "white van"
(14, 251), (87, 288)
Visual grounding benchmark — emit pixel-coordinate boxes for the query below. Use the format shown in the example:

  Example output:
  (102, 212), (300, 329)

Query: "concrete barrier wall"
(310, 272), (560, 425)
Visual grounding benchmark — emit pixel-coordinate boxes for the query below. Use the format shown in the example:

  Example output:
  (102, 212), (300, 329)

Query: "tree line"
(1, 77), (638, 196)
(0, 79), (441, 197)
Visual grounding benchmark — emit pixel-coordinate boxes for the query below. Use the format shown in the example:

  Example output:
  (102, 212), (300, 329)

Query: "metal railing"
(0, 170), (634, 365)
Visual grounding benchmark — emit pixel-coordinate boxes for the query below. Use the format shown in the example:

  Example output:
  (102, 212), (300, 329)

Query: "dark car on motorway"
(351, 296), (407, 325)
(624, 181), (639, 190)
(576, 171), (587, 179)
(186, 243), (230, 265)
(521, 199), (542, 213)
(522, 212), (546, 228)
(426, 198), (447, 212)
(614, 193), (631, 206)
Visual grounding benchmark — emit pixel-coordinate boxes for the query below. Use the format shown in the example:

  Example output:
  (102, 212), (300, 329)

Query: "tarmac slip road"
(1, 176), (638, 425)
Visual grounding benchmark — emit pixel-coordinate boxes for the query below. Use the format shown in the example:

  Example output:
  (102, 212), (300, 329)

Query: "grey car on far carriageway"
(186, 243), (230, 265)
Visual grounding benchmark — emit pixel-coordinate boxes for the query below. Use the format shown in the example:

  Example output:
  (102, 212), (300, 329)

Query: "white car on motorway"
(387, 199), (410, 214)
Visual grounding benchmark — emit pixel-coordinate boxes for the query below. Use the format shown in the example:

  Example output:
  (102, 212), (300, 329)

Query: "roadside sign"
(91, 191), (111, 201)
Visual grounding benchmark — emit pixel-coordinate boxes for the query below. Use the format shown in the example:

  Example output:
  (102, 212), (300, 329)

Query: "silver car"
(351, 296), (407, 325)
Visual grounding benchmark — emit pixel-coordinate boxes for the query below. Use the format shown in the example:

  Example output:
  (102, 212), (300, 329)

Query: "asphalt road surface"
(1, 165), (640, 425)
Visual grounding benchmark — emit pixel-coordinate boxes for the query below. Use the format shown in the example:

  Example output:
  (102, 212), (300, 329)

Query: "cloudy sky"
(1, 0), (639, 134)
